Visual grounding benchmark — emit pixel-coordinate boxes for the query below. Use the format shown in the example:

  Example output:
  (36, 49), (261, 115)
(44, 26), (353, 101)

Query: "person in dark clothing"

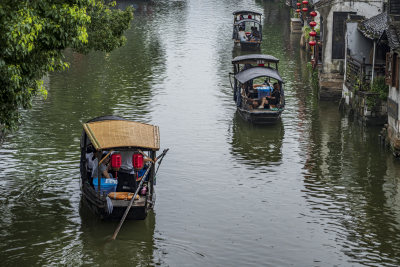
(269, 83), (281, 107)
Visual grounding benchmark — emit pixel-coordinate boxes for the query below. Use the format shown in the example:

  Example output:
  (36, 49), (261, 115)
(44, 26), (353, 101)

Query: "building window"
(389, 0), (400, 16)
(332, 12), (355, 59)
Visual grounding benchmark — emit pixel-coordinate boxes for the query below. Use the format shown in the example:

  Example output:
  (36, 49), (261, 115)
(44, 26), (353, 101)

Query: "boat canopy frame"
(233, 10), (262, 16)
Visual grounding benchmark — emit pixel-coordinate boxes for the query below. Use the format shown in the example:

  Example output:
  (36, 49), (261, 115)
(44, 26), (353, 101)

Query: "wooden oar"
(110, 162), (153, 240)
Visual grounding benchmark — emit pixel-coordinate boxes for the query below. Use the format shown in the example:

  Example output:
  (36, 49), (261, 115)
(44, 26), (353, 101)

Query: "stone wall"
(341, 83), (388, 125)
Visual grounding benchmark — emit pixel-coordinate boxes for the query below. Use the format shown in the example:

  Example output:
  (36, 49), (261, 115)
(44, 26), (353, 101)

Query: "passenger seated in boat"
(250, 27), (260, 41)
(86, 144), (96, 174)
(92, 152), (112, 179)
(238, 27), (247, 42)
(116, 151), (135, 192)
(269, 83), (281, 107)
(247, 98), (269, 109)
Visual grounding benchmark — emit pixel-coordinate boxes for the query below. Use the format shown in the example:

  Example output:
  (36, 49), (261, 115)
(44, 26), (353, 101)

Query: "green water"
(1, 0), (400, 266)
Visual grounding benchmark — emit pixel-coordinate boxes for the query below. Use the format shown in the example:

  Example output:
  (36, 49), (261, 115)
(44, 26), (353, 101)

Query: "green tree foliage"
(0, 0), (133, 131)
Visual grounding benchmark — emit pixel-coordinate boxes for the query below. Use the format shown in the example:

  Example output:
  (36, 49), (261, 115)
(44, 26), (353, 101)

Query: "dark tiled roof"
(358, 13), (388, 40)
(314, 0), (334, 8)
(387, 23), (400, 49)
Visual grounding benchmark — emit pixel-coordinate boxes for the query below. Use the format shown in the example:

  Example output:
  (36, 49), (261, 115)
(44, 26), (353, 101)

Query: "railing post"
(361, 57), (366, 90)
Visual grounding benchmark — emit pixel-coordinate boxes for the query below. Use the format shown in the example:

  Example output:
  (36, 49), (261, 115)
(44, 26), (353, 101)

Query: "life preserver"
(108, 192), (140, 200)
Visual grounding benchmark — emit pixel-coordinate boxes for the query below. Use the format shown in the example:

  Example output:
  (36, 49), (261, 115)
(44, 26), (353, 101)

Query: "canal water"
(1, 0), (400, 266)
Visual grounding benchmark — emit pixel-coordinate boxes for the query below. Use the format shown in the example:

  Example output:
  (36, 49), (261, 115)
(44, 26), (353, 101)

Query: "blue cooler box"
(257, 86), (271, 98)
(93, 178), (117, 195)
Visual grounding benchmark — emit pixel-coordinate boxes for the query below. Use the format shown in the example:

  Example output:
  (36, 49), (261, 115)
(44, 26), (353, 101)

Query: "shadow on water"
(78, 200), (157, 266)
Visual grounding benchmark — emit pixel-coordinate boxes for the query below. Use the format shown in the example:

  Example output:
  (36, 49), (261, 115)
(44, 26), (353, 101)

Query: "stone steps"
(319, 73), (344, 101)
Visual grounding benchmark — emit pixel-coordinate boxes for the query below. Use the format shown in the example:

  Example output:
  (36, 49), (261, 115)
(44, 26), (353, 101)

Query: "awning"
(232, 54), (279, 64)
(234, 19), (261, 26)
(233, 10), (262, 16)
(235, 67), (284, 83)
(83, 120), (160, 150)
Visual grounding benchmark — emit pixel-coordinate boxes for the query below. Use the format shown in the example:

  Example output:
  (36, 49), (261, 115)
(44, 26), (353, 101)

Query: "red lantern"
(302, 7), (308, 12)
(296, 9), (301, 13)
(111, 153), (121, 170)
(302, 0), (309, 5)
(309, 40), (316, 46)
(309, 21), (317, 27)
(296, 2), (301, 6)
(309, 31), (317, 37)
(310, 11), (317, 17)
(133, 153), (144, 170)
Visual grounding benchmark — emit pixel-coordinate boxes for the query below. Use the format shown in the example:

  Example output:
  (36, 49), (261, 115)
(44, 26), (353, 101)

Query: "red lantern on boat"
(133, 153), (144, 170)
(302, 0), (309, 5)
(309, 40), (316, 46)
(309, 31), (317, 37)
(111, 153), (121, 170)
(302, 7), (308, 12)
(310, 11), (317, 17)
(309, 21), (317, 28)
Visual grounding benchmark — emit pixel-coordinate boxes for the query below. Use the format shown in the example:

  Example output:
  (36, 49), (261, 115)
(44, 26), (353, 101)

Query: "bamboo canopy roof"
(83, 120), (160, 151)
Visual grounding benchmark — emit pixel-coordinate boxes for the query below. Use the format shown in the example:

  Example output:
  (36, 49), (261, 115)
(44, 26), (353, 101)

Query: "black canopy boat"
(232, 10), (262, 50)
(230, 54), (285, 124)
(80, 115), (168, 220)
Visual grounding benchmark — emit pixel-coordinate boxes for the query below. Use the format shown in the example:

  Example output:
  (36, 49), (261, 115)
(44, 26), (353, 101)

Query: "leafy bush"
(0, 0), (133, 132)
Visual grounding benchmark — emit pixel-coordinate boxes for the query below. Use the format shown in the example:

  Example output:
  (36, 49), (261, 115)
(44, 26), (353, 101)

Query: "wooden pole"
(110, 162), (153, 240)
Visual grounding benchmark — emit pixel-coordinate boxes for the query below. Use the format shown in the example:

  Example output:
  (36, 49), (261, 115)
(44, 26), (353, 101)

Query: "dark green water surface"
(1, 0), (400, 266)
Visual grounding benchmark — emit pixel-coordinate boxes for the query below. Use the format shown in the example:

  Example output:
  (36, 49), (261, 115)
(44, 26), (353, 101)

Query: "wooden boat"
(232, 10), (262, 50)
(230, 54), (285, 124)
(79, 115), (166, 220)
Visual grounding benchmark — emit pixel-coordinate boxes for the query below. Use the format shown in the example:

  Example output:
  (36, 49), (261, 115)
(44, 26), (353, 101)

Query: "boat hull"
(240, 41), (261, 51)
(81, 182), (148, 220)
(237, 108), (282, 124)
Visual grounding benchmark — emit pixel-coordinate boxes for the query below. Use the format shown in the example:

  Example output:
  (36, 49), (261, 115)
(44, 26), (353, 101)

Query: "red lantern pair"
(111, 153), (144, 170)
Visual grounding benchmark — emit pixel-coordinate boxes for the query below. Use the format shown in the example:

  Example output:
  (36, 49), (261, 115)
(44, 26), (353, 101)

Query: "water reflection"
(79, 201), (156, 265)
(2, 0), (400, 266)
(230, 112), (284, 166)
(302, 102), (400, 265)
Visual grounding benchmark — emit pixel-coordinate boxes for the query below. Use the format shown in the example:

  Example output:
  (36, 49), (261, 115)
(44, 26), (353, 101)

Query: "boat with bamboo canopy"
(80, 115), (168, 220)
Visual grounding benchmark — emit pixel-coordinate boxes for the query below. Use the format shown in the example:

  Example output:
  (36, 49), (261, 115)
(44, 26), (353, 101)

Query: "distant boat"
(232, 10), (262, 50)
(230, 54), (285, 124)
